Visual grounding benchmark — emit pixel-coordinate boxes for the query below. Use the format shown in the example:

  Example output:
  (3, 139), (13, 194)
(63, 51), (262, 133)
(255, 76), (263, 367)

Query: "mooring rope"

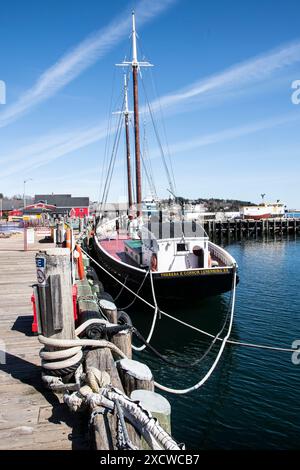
(117, 269), (150, 310)
(132, 270), (159, 352)
(38, 320), (127, 371)
(82, 247), (300, 354)
(152, 268), (236, 394)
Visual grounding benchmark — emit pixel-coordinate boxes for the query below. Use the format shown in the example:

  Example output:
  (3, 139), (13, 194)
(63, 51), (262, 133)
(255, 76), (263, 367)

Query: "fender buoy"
(75, 245), (85, 280)
(150, 253), (158, 272)
(208, 252), (212, 268)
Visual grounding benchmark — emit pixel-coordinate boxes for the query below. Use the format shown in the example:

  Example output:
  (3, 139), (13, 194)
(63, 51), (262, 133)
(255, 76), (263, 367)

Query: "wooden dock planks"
(0, 233), (88, 450)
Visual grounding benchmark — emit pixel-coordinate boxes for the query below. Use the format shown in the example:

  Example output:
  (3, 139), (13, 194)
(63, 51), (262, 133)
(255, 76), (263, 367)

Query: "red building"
(34, 194), (89, 219)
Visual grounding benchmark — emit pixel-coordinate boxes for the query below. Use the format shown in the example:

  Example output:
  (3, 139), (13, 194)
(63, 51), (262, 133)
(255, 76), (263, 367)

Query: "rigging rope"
(100, 96), (125, 213)
(140, 74), (176, 198)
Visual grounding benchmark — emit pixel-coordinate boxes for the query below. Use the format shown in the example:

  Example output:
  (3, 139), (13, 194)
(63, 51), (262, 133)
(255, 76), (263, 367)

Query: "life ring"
(150, 253), (158, 271)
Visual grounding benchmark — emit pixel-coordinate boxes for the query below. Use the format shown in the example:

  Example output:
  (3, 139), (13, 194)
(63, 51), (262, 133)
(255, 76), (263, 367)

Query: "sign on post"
(36, 256), (46, 286)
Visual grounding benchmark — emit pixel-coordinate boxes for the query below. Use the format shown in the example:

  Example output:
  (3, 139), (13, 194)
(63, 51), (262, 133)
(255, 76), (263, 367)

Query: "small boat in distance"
(241, 196), (285, 220)
(94, 12), (238, 304)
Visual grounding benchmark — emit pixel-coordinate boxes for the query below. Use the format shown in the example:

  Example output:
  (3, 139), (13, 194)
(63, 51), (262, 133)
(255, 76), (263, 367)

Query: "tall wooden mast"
(124, 74), (133, 209)
(117, 12), (152, 216)
(131, 12), (142, 217)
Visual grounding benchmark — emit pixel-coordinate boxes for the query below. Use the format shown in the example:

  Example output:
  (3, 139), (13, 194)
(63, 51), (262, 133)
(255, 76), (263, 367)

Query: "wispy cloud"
(0, 123), (108, 178)
(150, 40), (300, 113)
(2, 37), (300, 179)
(0, 0), (176, 129)
(150, 113), (300, 158)
(3, 111), (298, 182)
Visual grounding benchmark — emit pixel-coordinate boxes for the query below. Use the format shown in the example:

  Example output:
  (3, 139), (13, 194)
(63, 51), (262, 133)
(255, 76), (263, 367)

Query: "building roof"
(34, 194), (89, 208)
(2, 198), (27, 211)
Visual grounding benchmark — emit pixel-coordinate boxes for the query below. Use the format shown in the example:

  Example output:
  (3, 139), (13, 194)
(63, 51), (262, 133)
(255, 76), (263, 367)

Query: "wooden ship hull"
(93, 235), (237, 304)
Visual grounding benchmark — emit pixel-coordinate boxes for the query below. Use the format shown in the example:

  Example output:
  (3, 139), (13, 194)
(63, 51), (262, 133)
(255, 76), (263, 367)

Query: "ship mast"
(117, 12), (153, 216)
(124, 74), (133, 209)
(131, 12), (142, 217)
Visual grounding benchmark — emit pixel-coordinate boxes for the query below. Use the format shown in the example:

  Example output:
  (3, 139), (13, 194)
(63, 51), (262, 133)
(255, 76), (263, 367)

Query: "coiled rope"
(39, 320), (127, 372)
(63, 367), (182, 450)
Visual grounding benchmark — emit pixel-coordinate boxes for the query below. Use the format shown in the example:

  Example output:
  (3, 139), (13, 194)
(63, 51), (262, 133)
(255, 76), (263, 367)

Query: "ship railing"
(208, 241), (236, 267)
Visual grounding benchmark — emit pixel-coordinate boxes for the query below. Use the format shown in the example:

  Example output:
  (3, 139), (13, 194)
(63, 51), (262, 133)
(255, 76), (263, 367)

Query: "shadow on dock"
(0, 350), (89, 449)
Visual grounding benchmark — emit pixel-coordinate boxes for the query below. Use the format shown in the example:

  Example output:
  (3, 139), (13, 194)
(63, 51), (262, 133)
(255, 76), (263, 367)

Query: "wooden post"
(99, 299), (132, 358)
(99, 299), (118, 324)
(79, 217), (84, 233)
(35, 248), (75, 375)
(113, 330), (132, 359)
(86, 348), (141, 450)
(117, 359), (154, 396)
(23, 224), (28, 251)
(130, 389), (171, 449)
(56, 220), (65, 247)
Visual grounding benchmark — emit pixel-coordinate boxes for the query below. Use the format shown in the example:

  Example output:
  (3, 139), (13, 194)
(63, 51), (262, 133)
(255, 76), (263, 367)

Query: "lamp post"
(23, 178), (32, 209)
(0, 193), (3, 218)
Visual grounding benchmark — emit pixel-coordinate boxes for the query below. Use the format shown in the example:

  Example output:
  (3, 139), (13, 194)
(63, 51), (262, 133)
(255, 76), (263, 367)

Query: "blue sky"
(0, 0), (300, 207)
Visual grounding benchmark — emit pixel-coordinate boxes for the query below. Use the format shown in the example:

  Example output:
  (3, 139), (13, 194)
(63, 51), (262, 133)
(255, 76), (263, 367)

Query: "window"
(177, 243), (187, 252)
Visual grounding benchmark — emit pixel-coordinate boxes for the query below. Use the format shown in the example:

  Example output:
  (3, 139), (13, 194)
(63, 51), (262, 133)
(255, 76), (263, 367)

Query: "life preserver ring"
(150, 253), (158, 271)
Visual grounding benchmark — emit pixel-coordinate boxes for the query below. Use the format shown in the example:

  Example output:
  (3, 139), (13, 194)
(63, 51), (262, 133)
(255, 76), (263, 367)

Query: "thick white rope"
(153, 268), (237, 394)
(132, 270), (159, 352)
(102, 387), (182, 450)
(38, 319), (127, 371)
(83, 247), (299, 354)
(75, 318), (108, 336)
(64, 377), (181, 450)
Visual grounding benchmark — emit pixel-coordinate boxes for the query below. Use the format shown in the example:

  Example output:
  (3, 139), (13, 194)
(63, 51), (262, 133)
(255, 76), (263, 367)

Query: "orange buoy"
(75, 244), (85, 280)
(65, 228), (71, 250)
(150, 253), (158, 272)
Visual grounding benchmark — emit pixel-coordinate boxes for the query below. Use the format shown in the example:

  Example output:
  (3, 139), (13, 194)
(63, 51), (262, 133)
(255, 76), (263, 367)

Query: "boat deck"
(0, 233), (88, 450)
(99, 235), (227, 269)
(99, 235), (140, 267)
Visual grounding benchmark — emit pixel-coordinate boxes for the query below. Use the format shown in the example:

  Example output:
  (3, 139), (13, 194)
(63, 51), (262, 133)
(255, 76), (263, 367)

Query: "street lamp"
(0, 193), (3, 218)
(23, 178), (33, 209)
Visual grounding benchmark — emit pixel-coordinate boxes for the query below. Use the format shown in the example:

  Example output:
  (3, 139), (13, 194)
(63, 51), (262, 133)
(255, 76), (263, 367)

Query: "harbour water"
(0, 223), (23, 233)
(130, 236), (300, 449)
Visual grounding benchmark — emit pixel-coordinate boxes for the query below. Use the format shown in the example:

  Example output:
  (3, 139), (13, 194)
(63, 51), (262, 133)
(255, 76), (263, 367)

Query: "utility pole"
(23, 178), (32, 209)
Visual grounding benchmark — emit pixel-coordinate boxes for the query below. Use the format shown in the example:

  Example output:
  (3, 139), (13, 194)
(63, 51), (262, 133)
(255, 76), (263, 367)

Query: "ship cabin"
(123, 221), (210, 272)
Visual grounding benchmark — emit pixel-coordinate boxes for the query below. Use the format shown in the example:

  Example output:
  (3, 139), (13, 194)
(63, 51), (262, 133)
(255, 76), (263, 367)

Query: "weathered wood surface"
(36, 248), (75, 340)
(86, 348), (141, 450)
(113, 330), (132, 359)
(0, 234), (88, 450)
(117, 359), (154, 396)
